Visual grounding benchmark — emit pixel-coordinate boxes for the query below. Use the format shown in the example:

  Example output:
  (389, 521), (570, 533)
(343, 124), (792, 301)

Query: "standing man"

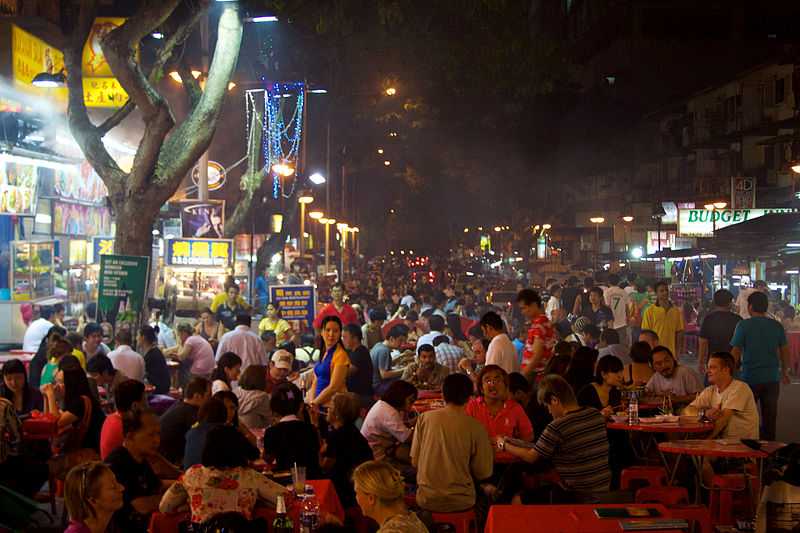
(641, 280), (684, 357)
(480, 311), (520, 374)
(735, 280), (768, 320)
(215, 313), (267, 371)
(560, 276), (581, 320)
(254, 267), (269, 315)
(22, 306), (58, 353)
(517, 289), (557, 373)
(313, 283), (359, 330)
(730, 291), (789, 440)
(215, 284), (247, 333)
(342, 324), (374, 407)
(604, 274), (629, 348)
(698, 289), (741, 375)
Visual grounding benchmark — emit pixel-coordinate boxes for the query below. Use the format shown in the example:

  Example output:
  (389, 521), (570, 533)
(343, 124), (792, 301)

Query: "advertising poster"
(55, 162), (108, 205)
(53, 201), (113, 236)
(0, 154), (38, 215)
(179, 200), (225, 239)
(165, 238), (233, 268)
(97, 254), (150, 322)
(269, 285), (316, 329)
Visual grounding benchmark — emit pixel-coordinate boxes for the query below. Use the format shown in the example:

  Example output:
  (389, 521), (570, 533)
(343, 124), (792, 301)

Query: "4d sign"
(678, 208), (796, 237)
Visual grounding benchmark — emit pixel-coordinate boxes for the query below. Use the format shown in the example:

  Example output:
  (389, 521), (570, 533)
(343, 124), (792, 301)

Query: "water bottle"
(628, 390), (639, 425)
(299, 485), (320, 532)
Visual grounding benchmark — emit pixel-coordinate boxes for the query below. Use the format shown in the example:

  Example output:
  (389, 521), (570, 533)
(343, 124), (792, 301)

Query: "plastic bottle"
(628, 390), (639, 425)
(272, 494), (293, 533)
(299, 484), (320, 532)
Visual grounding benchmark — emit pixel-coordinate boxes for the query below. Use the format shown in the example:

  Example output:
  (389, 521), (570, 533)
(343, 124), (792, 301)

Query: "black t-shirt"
(576, 383), (621, 411)
(700, 310), (742, 355)
(144, 347), (171, 395)
(561, 287), (580, 316)
(64, 395), (105, 451)
(346, 345), (374, 399)
(158, 400), (198, 464)
(106, 446), (161, 533)
(263, 420), (321, 478)
(216, 303), (239, 331)
(323, 424), (373, 508)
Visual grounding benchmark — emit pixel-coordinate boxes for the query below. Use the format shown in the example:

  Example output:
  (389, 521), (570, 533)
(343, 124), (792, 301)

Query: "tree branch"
(177, 60), (202, 110)
(148, 2), (207, 86)
(97, 99), (135, 135)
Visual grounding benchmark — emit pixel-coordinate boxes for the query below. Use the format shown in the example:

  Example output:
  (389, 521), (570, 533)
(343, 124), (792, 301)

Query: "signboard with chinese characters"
(269, 284), (316, 329)
(82, 77), (128, 108)
(11, 25), (67, 103)
(677, 208), (797, 237)
(165, 238), (233, 268)
(91, 236), (114, 263)
(97, 254), (150, 321)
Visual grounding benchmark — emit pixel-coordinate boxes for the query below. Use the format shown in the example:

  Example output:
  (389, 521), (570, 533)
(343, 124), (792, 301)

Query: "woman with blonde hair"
(64, 461), (124, 533)
(353, 460), (427, 532)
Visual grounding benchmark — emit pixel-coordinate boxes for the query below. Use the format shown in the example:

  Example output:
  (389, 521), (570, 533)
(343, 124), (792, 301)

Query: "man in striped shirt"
(499, 374), (611, 497)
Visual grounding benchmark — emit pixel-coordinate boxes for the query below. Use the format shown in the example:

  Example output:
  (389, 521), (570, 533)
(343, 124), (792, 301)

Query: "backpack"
(0, 397), (21, 463)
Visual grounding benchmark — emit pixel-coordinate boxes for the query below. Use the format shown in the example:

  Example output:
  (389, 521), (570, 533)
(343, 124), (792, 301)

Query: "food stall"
(161, 237), (233, 316)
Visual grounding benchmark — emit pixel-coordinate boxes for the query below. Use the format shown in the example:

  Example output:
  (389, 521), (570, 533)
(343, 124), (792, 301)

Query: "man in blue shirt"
(730, 291), (790, 440)
(254, 269), (269, 314)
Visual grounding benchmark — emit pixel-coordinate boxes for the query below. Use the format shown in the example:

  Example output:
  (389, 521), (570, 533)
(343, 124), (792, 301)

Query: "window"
(775, 78), (785, 104)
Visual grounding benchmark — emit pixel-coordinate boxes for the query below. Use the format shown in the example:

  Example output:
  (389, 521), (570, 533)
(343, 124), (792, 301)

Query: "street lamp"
(385, 87), (397, 96)
(318, 217), (336, 276)
(337, 222), (349, 280)
(542, 224), (552, 230)
(704, 201), (727, 236)
(271, 162), (295, 177)
(309, 172), (326, 185)
(792, 162), (800, 174)
(589, 217), (605, 270)
(351, 226), (360, 257)
(297, 192), (314, 256)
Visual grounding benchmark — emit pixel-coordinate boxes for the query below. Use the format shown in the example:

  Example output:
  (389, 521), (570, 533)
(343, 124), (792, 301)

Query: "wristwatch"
(497, 438), (505, 451)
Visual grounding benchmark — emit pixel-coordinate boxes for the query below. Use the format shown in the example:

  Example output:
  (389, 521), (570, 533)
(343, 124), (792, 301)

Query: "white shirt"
(216, 325), (267, 371)
(400, 295), (416, 308)
(107, 344), (145, 382)
(22, 318), (54, 353)
(735, 288), (756, 320)
(485, 333), (520, 374)
(604, 286), (630, 329)
(545, 296), (561, 323)
(688, 379), (760, 440)
(645, 365), (703, 396)
(361, 400), (412, 461)
(416, 330), (451, 354)
(155, 321), (177, 349)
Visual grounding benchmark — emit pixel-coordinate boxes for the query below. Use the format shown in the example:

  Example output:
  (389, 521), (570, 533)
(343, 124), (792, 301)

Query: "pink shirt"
(466, 397), (534, 442)
(100, 412), (123, 460)
(184, 335), (215, 376)
(215, 326), (266, 371)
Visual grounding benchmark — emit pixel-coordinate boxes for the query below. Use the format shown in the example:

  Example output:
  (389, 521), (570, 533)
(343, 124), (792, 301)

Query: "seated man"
(411, 373), (494, 512)
(370, 325), (409, 395)
(87, 354), (130, 407)
(401, 344), (450, 391)
(158, 377), (210, 465)
(500, 375), (611, 501)
(644, 345), (703, 404)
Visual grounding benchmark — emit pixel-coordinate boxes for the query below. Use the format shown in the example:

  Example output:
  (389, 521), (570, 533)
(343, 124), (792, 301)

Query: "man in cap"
(266, 349), (293, 394)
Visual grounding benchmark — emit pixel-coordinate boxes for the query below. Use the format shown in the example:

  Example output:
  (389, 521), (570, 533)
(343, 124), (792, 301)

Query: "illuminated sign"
(165, 238), (233, 268)
(11, 25), (67, 103)
(91, 236), (114, 263)
(191, 161), (227, 191)
(82, 77), (128, 108)
(677, 208), (797, 237)
(82, 18), (127, 77)
(270, 285), (316, 328)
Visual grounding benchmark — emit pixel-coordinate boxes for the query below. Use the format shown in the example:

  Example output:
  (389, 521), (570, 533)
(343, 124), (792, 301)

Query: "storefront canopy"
(710, 213), (800, 259)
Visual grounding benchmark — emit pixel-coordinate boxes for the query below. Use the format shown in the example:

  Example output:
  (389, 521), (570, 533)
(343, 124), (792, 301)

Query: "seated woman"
(1, 358), (42, 416)
(41, 355), (106, 451)
(235, 365), (272, 430)
(577, 355), (624, 416)
(195, 307), (222, 350)
(100, 379), (146, 460)
(360, 380), (417, 466)
(39, 335), (75, 387)
(106, 407), (173, 532)
(64, 461), (124, 533)
(210, 352), (241, 395)
(624, 341), (654, 387)
(466, 365), (533, 445)
(183, 397), (229, 470)
(321, 392), (374, 510)
(161, 425), (281, 525)
(353, 461), (428, 533)
(263, 382), (321, 478)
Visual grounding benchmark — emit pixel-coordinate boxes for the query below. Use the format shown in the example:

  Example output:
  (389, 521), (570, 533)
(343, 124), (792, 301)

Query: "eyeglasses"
(483, 377), (504, 385)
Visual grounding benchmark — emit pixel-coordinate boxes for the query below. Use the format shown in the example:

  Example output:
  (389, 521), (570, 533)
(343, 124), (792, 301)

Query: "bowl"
(611, 415), (628, 424)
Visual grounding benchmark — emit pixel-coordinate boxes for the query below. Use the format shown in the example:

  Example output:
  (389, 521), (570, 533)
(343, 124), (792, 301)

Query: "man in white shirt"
(400, 292), (416, 309)
(480, 311), (519, 374)
(22, 305), (59, 353)
(416, 315), (449, 354)
(215, 312), (267, 371)
(107, 329), (145, 382)
(645, 346), (702, 403)
(604, 274), (630, 347)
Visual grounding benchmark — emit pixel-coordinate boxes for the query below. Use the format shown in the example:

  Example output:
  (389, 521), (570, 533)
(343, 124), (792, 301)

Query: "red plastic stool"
(620, 466), (668, 490)
(635, 485), (689, 506)
(667, 504), (712, 533)
(709, 474), (747, 526)
(431, 509), (478, 533)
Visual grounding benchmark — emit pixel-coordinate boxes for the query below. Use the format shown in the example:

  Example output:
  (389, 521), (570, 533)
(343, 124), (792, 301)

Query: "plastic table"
(607, 419), (714, 465)
(485, 503), (683, 533)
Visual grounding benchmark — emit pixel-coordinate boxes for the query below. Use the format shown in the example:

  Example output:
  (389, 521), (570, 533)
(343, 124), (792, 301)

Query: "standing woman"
(1, 358), (42, 415)
(64, 462), (124, 533)
(210, 352), (242, 395)
(309, 316), (350, 409)
(138, 325), (170, 395)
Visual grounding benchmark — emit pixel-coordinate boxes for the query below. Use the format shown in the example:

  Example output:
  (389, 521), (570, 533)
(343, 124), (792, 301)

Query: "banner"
(165, 238), (233, 268)
(677, 208), (797, 237)
(179, 200), (225, 239)
(53, 201), (112, 236)
(0, 154), (39, 215)
(269, 284), (316, 328)
(97, 254), (150, 320)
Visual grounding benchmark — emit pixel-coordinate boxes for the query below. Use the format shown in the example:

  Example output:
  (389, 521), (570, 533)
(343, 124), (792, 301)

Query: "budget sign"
(677, 208), (796, 237)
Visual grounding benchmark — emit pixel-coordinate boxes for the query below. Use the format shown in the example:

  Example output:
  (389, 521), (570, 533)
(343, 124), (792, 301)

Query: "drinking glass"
(292, 465), (306, 493)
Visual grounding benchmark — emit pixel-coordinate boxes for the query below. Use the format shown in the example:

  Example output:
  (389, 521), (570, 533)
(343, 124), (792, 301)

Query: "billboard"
(677, 208), (797, 237)
(179, 200), (225, 239)
(165, 238), (233, 268)
(269, 284), (316, 329)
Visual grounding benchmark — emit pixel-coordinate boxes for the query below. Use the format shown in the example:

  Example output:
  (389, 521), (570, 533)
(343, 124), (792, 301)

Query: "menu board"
(97, 254), (150, 320)
(0, 154), (38, 215)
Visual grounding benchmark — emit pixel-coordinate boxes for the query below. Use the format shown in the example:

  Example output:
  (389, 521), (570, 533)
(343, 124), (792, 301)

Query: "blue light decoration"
(264, 81), (304, 199)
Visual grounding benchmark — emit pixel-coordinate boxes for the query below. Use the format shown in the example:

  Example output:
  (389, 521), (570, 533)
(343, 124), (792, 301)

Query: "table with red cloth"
(607, 418), (714, 464)
(787, 331), (800, 377)
(0, 351), (34, 371)
(485, 503), (683, 533)
(148, 478), (344, 533)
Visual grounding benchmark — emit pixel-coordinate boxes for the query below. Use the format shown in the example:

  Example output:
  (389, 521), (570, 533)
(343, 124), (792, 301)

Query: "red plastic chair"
(620, 466), (668, 490)
(635, 486), (689, 506)
(431, 509), (478, 533)
(667, 504), (713, 533)
(148, 511), (190, 533)
(709, 474), (747, 526)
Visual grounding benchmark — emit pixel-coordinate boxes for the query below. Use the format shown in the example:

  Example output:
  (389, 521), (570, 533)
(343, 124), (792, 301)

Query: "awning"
(708, 213), (800, 258)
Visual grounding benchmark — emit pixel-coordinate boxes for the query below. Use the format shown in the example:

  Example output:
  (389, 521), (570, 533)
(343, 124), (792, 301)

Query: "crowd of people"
(0, 267), (792, 532)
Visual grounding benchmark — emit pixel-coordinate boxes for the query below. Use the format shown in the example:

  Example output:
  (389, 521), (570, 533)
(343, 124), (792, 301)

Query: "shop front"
(161, 237), (233, 316)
